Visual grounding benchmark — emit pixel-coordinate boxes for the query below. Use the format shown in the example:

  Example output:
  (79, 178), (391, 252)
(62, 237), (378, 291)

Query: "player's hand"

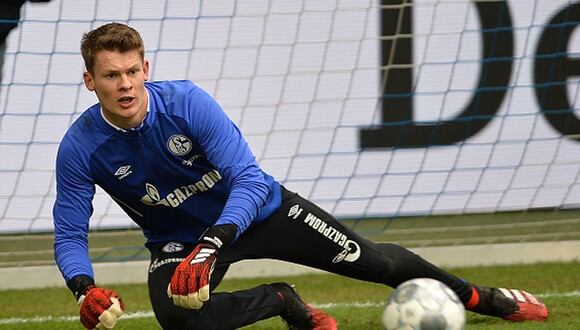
(167, 242), (219, 309)
(78, 286), (124, 329)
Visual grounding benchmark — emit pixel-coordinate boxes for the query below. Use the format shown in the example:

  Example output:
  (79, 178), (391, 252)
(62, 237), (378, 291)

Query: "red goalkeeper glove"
(67, 275), (124, 329)
(78, 286), (124, 329)
(167, 224), (237, 309)
(167, 241), (218, 309)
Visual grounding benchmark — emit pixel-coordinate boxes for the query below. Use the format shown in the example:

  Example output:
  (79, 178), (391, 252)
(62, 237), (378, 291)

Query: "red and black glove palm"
(167, 224), (237, 309)
(167, 242), (219, 309)
(79, 285), (124, 329)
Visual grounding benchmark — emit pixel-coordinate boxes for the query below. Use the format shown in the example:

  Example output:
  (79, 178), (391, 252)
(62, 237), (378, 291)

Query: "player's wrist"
(67, 274), (96, 301)
(200, 224), (237, 251)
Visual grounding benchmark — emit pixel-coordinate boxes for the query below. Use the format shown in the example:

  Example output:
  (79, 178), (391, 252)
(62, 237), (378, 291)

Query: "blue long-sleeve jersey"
(53, 80), (281, 281)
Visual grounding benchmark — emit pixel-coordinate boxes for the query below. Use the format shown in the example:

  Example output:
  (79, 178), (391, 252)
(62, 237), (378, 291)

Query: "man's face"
(83, 49), (149, 129)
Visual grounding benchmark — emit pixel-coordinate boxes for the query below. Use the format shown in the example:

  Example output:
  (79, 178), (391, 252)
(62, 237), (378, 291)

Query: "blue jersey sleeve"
(53, 137), (95, 281)
(186, 85), (269, 237)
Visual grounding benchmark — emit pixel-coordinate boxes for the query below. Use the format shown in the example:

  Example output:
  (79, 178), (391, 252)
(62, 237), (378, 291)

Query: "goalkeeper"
(53, 22), (548, 330)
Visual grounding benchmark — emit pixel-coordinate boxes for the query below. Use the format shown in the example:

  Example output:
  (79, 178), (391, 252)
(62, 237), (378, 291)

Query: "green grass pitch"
(0, 261), (578, 329)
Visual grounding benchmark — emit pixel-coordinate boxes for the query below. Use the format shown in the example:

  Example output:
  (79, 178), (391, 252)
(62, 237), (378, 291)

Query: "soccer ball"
(382, 278), (466, 330)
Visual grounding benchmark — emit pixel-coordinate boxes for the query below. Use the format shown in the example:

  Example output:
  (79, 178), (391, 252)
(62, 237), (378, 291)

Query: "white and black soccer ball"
(382, 278), (466, 330)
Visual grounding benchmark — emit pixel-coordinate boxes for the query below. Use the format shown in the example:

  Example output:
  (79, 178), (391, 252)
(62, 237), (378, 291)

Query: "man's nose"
(119, 74), (132, 89)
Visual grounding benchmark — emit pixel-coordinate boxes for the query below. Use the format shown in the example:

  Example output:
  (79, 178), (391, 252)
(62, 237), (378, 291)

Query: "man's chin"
(114, 104), (141, 116)
(116, 102), (137, 111)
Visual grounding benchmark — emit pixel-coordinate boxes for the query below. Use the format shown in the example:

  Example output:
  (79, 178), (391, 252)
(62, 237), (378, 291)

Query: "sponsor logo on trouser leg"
(287, 205), (361, 263)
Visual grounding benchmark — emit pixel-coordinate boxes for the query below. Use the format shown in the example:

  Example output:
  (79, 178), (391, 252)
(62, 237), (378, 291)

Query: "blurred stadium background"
(0, 0), (579, 289)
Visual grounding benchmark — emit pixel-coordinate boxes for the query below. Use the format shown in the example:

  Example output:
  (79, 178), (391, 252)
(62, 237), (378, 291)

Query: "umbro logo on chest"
(115, 165), (133, 180)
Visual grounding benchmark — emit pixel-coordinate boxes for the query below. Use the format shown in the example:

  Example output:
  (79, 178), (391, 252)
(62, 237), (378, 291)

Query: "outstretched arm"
(53, 141), (125, 329)
(53, 140), (96, 284)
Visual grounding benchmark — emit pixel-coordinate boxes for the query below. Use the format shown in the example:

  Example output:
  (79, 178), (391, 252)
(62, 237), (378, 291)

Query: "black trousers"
(148, 187), (473, 329)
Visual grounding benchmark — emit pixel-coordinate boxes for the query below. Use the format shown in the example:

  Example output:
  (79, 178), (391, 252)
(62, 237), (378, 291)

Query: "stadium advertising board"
(0, 0), (578, 232)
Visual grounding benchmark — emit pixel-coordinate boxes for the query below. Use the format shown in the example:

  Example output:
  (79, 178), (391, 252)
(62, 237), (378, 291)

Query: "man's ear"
(143, 59), (150, 81)
(83, 71), (95, 91)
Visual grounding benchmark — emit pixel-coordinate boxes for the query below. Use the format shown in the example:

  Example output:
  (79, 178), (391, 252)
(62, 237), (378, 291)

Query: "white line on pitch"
(0, 291), (578, 325)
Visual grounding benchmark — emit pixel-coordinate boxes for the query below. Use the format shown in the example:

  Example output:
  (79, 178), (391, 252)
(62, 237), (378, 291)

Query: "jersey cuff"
(66, 274), (95, 300)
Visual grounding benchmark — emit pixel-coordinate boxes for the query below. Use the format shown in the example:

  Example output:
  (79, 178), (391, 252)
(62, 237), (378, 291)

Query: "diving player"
(53, 22), (548, 329)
